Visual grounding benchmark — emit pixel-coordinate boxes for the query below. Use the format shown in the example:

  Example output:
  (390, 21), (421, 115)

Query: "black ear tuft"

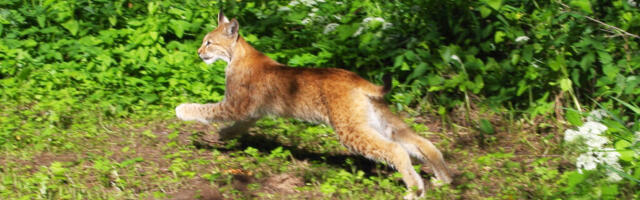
(218, 10), (229, 24)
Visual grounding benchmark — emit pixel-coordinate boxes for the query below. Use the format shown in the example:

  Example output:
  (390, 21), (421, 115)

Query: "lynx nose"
(198, 53), (207, 60)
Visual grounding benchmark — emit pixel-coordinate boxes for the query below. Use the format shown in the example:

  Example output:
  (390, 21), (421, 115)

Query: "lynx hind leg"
(371, 101), (452, 185)
(219, 119), (258, 140)
(393, 128), (452, 185)
(334, 124), (425, 199)
(175, 103), (210, 123)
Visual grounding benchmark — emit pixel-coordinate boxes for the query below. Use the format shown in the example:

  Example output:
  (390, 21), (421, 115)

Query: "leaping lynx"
(175, 11), (452, 199)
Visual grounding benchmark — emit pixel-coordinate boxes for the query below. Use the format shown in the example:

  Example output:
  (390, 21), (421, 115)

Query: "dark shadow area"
(192, 131), (393, 178)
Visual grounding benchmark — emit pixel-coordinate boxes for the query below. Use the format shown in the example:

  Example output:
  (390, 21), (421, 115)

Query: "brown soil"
(165, 178), (223, 200)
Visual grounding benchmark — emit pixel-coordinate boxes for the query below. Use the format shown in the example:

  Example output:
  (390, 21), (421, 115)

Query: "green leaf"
(37, 15), (46, 28)
(598, 51), (613, 64)
(404, 50), (417, 62)
(170, 20), (190, 38)
(148, 2), (159, 15)
(61, 19), (79, 36)
(485, 0), (502, 10)
(472, 75), (484, 94)
(565, 109), (583, 126)
(478, 6), (492, 18)
(611, 97), (640, 114)
(566, 171), (586, 188)
(570, 0), (593, 14)
(494, 31), (506, 43)
(406, 62), (428, 83)
(548, 55), (566, 72)
(140, 93), (158, 103)
(559, 78), (572, 92)
(601, 184), (618, 196)
(614, 140), (633, 162)
(579, 52), (595, 71)
(49, 162), (68, 176)
(602, 64), (619, 79)
(337, 23), (360, 41)
(393, 55), (404, 68)
(478, 119), (495, 134)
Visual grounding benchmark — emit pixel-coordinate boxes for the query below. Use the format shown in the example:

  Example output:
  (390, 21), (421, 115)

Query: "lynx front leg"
(175, 102), (242, 123)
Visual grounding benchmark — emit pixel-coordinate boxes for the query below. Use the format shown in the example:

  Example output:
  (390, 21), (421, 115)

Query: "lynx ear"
(225, 18), (239, 39)
(218, 10), (229, 24)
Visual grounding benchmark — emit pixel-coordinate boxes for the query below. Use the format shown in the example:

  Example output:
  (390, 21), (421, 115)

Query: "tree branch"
(558, 1), (640, 39)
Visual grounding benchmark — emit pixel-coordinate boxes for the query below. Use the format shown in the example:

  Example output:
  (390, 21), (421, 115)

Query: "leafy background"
(1, 0), (639, 199)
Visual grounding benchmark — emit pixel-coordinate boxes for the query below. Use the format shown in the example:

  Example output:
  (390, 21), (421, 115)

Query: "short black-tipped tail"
(382, 74), (392, 94)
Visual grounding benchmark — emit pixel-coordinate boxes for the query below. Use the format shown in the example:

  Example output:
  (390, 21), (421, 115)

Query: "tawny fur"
(175, 11), (452, 199)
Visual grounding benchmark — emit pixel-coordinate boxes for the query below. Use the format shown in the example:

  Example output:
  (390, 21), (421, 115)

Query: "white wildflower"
(278, 6), (291, 12)
(629, 0), (638, 7)
(363, 17), (385, 24)
(576, 153), (598, 173)
(323, 23), (339, 34)
(301, 18), (312, 25)
(362, 17), (373, 24)
(580, 121), (608, 136)
(564, 129), (581, 142)
(311, 8), (319, 12)
(299, 0), (318, 7)
(597, 148), (621, 166)
(515, 36), (530, 43)
(382, 22), (393, 29)
(451, 55), (462, 63)
(607, 171), (623, 182)
(352, 26), (364, 37)
(564, 121), (608, 148)
(566, 119), (624, 182)
(564, 121), (609, 148)
(333, 15), (342, 20)
(586, 109), (608, 122)
(584, 134), (609, 149)
(289, 0), (323, 7)
(336, 1), (343, 4)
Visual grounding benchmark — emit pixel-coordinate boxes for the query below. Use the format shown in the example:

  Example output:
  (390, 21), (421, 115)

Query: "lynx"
(175, 11), (452, 199)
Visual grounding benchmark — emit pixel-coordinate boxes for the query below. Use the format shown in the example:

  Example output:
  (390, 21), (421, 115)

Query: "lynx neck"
(229, 37), (280, 69)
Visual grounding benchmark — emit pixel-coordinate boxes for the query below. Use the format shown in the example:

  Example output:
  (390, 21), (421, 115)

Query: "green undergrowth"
(0, 102), (578, 199)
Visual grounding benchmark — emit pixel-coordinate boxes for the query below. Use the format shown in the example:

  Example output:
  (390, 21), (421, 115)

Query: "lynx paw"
(175, 103), (209, 124)
(430, 177), (450, 187)
(403, 190), (425, 200)
(402, 189), (425, 200)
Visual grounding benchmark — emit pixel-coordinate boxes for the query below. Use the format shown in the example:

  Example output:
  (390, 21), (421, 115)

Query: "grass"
(0, 102), (568, 199)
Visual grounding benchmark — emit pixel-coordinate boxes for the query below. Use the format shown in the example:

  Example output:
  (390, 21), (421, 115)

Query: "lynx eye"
(205, 41), (211, 46)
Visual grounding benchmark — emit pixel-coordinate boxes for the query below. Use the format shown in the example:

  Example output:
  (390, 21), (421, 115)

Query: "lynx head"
(197, 11), (239, 65)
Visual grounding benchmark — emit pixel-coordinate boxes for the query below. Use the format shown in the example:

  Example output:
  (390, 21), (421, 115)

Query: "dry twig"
(557, 1), (640, 39)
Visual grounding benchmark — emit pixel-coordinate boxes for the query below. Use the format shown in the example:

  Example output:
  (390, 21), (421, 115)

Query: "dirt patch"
(2, 152), (80, 173)
(165, 178), (223, 200)
(261, 173), (304, 194)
